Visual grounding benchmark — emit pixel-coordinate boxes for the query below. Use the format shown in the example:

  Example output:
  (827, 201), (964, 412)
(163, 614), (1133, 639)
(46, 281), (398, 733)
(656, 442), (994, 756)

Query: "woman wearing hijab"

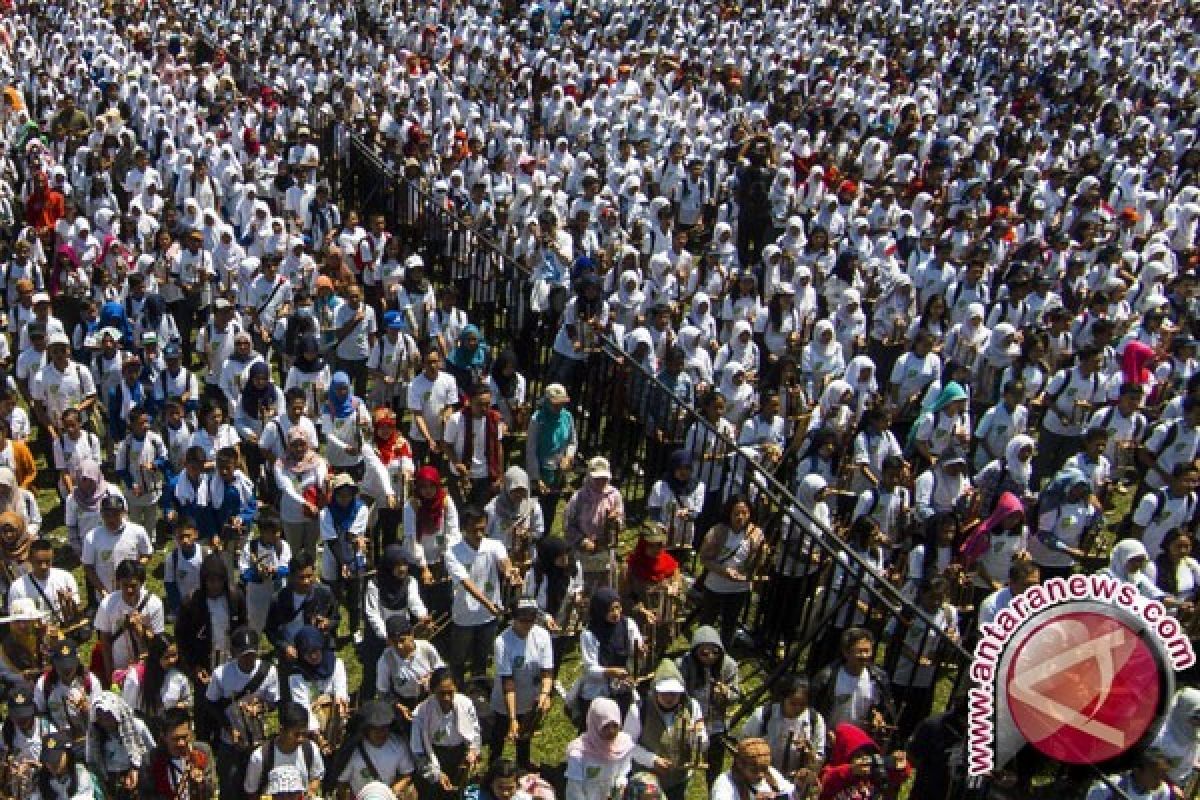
(0, 509), (33, 598)
(808, 380), (856, 450)
(444, 324), (490, 396)
(286, 625), (350, 738)
(1151, 688), (1200, 787)
(1028, 468), (1100, 580)
(487, 350), (528, 434)
(362, 408), (415, 552)
(831, 289), (867, 359)
(362, 544), (429, 702)
(713, 319), (760, 379)
(943, 303), (990, 383)
(976, 322), (1021, 406)
(1111, 340), (1158, 400)
(676, 326), (714, 392)
(84, 692), (154, 798)
(285, 333), (330, 418)
(485, 466), (545, 558)
(524, 384), (577, 528)
(715, 362), (758, 431)
(65, 458), (121, 558)
(574, 588), (643, 725)
(0, 465), (40, 536)
(974, 434), (1037, 515)
(235, 361), (285, 492)
(910, 381), (971, 467)
(1099, 539), (1166, 600)
(802, 320), (845, 399)
(620, 524), (682, 660)
(564, 697), (634, 800)
(609, 270), (645, 333)
(524, 536), (584, 665)
(403, 465), (461, 620)
(647, 450), (706, 551)
(320, 474), (370, 637)
(318, 371), (372, 481)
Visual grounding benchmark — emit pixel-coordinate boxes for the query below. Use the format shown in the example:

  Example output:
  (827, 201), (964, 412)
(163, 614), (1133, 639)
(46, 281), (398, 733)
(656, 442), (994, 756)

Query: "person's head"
(918, 575), (950, 610)
(99, 493), (127, 528)
(429, 666), (457, 711)
(28, 538), (53, 581)
(1008, 559), (1041, 594)
(160, 707), (194, 759)
(290, 551), (318, 594)
(1082, 425), (1108, 457)
(116, 559), (147, 606)
(777, 674), (811, 718)
(726, 494), (753, 530)
(277, 702), (311, 749)
(483, 759), (522, 800)
(1131, 747), (1173, 790)
(422, 348), (442, 378)
(840, 627), (875, 674)
(39, 734), (71, 776)
(733, 738), (774, 787)
(585, 696), (625, 741)
(512, 596), (540, 637)
(461, 506), (487, 547)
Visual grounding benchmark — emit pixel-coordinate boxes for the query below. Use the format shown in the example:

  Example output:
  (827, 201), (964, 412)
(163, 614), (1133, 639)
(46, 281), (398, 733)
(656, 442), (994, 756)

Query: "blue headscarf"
(1040, 468), (1093, 515)
(326, 372), (354, 418)
(99, 300), (133, 347)
(292, 625), (335, 680)
(446, 324), (488, 370)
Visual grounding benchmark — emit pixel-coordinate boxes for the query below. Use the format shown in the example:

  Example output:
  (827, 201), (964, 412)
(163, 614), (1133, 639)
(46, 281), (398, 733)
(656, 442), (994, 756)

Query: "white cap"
(47, 332), (70, 348)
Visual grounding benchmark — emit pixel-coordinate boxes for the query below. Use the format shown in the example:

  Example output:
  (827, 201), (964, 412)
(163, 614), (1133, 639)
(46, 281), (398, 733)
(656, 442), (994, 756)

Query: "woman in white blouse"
(410, 667), (482, 797)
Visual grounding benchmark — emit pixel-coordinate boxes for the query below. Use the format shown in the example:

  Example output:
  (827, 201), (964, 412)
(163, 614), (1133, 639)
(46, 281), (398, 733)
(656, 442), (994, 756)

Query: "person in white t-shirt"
(445, 506), (514, 683)
(95, 558), (165, 679)
(488, 597), (554, 766)
(336, 700), (416, 797)
(82, 493), (153, 597)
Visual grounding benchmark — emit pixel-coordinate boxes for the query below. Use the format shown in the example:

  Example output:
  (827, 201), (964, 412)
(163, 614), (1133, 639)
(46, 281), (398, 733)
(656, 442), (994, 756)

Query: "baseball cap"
(655, 676), (686, 694)
(7, 685), (35, 719)
(31, 292), (50, 305)
(214, 298), (233, 311)
(514, 596), (540, 618)
(47, 332), (70, 348)
(385, 615), (413, 639)
(164, 342), (183, 358)
(141, 331), (158, 345)
(587, 456), (612, 479)
(100, 494), (127, 512)
(232, 626), (259, 656)
(50, 639), (79, 668)
(383, 310), (405, 330)
(330, 472), (357, 492)
(544, 383), (569, 403)
(361, 699), (395, 728)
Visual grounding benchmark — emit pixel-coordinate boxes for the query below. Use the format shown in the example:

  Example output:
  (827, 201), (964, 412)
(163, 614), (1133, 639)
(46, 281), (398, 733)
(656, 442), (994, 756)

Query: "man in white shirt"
(489, 597), (554, 767)
(32, 332), (97, 435)
(711, 738), (795, 800)
(82, 493), (153, 598)
(207, 627), (282, 798)
(332, 284), (377, 395)
(445, 507), (513, 684)
(9, 538), (81, 629)
(95, 558), (165, 679)
(336, 700), (416, 797)
(406, 349), (461, 465)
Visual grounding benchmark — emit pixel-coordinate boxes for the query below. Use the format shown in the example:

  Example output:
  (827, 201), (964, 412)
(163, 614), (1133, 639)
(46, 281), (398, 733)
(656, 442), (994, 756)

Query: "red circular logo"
(1005, 610), (1162, 764)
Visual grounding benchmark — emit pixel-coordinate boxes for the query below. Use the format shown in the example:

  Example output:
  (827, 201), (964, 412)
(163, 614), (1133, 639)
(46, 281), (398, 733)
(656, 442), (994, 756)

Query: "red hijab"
(414, 465), (446, 537)
(625, 535), (679, 583)
(1121, 341), (1156, 386)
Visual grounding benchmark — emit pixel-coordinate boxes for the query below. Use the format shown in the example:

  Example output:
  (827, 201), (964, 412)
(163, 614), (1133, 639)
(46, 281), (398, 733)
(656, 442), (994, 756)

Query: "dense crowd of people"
(0, 0), (1195, 798)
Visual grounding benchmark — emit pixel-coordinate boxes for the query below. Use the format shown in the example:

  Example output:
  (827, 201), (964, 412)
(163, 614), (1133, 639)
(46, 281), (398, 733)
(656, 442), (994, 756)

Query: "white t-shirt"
(406, 371), (460, 443)
(828, 667), (876, 728)
(338, 736), (415, 795)
(446, 538), (509, 626)
(444, 411), (502, 479)
(95, 589), (166, 670)
(81, 522), (153, 592)
(489, 625), (554, 715)
(333, 303), (377, 361)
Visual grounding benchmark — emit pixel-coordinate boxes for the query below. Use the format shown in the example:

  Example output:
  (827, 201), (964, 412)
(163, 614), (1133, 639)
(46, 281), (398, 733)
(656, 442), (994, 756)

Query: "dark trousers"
(487, 711), (533, 767)
(216, 741), (249, 800)
(359, 630), (386, 702)
(449, 618), (498, 682)
(699, 588), (749, 650)
(1034, 428), (1079, 488)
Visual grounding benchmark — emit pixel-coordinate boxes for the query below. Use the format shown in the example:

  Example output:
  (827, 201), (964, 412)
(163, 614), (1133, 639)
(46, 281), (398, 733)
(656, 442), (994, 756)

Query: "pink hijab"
(567, 698), (634, 764)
